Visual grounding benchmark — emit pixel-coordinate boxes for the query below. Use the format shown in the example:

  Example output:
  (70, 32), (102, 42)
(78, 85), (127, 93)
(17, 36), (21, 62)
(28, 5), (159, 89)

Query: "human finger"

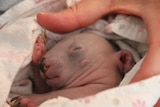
(37, 0), (112, 33)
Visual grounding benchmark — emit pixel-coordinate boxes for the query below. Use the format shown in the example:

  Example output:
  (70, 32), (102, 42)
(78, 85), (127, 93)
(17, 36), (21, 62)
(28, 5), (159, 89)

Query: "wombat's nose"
(39, 57), (49, 73)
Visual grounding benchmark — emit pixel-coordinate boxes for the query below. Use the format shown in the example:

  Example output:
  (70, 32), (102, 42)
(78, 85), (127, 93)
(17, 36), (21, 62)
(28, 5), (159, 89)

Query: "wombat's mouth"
(46, 75), (59, 79)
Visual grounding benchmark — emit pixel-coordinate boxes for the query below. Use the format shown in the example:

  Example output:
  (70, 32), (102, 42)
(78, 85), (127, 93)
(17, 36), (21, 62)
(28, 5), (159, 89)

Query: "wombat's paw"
(9, 96), (39, 107)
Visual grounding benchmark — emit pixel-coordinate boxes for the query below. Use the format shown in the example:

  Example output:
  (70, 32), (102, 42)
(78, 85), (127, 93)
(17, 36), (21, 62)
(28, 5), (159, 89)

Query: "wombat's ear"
(118, 50), (135, 74)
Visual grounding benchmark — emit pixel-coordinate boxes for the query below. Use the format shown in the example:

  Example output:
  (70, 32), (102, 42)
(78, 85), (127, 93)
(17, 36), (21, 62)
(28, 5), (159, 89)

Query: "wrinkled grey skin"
(18, 32), (135, 107)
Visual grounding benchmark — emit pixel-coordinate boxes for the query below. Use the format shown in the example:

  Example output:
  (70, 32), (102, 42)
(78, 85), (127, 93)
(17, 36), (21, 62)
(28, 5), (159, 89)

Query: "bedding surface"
(0, 0), (23, 14)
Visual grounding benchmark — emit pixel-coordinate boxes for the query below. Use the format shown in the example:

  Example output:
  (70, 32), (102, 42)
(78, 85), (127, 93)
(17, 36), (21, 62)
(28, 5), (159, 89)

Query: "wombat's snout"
(39, 57), (46, 73)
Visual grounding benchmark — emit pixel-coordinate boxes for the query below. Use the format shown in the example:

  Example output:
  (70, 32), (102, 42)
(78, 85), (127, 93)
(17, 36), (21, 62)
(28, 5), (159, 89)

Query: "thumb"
(37, 0), (111, 33)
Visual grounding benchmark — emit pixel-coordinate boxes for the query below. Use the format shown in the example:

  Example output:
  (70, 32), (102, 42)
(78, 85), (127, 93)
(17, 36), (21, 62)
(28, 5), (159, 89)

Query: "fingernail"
(37, 12), (48, 16)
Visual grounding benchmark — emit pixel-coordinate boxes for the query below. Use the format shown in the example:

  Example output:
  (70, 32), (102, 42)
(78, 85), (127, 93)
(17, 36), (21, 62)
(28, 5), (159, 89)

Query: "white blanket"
(0, 0), (160, 107)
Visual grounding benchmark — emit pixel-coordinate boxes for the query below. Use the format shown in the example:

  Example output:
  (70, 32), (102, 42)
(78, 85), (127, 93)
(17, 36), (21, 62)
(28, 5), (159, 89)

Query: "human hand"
(37, 0), (160, 43)
(37, 0), (113, 33)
